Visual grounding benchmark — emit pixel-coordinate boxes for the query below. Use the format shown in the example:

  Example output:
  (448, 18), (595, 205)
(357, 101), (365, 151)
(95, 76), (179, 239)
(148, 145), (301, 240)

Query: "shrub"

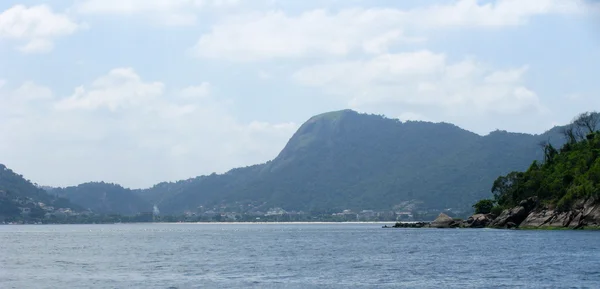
(491, 206), (504, 216)
(472, 199), (495, 214)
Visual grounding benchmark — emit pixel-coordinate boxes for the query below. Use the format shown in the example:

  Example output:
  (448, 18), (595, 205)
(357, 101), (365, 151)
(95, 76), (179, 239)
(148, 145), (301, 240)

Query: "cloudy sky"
(1, 0), (599, 188)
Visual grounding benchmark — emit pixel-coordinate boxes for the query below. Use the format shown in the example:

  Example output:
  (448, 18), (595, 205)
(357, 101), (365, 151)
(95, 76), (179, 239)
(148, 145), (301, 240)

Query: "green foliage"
(490, 206), (504, 216)
(50, 182), (151, 215)
(0, 164), (81, 219)
(472, 199), (494, 214)
(483, 112), (600, 212)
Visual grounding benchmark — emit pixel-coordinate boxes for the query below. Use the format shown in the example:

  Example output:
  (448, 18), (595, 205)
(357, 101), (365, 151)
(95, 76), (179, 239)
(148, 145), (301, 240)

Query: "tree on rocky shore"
(472, 199), (494, 214)
(481, 111), (600, 213)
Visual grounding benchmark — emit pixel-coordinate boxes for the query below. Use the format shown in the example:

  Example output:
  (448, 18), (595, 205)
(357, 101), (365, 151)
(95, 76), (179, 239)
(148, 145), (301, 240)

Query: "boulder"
(519, 197), (538, 211)
(430, 213), (460, 228)
(463, 213), (494, 228)
(520, 209), (554, 228)
(490, 197), (538, 228)
(520, 197), (600, 229)
(489, 206), (527, 228)
(578, 197), (600, 227)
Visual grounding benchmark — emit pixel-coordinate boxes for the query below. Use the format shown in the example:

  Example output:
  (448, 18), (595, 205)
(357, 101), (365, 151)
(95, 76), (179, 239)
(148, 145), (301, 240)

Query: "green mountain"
(48, 182), (152, 215)
(0, 164), (79, 221)
(27, 109), (569, 216)
(136, 109), (565, 214)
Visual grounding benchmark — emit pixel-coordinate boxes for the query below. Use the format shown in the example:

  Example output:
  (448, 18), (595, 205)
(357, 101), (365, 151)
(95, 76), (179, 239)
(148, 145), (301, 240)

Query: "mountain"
(134, 109), (565, 214)
(48, 182), (152, 215)
(28, 109), (568, 216)
(0, 164), (79, 221)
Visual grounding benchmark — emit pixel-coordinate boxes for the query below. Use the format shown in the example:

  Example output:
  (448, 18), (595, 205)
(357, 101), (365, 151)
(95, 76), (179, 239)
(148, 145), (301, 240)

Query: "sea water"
(1, 223), (599, 288)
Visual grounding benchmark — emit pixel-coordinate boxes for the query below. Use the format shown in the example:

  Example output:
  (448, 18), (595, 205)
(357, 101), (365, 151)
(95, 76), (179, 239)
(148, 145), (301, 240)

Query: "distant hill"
(0, 164), (79, 221)
(134, 109), (565, 214)
(49, 182), (152, 215)
(26, 109), (569, 216)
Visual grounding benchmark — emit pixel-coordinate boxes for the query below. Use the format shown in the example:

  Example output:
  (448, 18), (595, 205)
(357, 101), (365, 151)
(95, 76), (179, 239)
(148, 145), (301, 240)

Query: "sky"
(1, 0), (599, 188)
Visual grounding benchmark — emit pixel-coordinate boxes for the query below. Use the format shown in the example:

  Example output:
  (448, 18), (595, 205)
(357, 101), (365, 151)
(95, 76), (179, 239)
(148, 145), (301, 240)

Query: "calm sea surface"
(0, 223), (599, 288)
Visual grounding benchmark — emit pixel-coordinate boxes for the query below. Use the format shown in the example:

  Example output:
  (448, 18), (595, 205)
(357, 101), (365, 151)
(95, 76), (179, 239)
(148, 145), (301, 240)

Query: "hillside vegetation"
(479, 112), (600, 213)
(0, 164), (79, 221)
(136, 110), (565, 214)
(22, 109), (573, 216)
(49, 182), (151, 215)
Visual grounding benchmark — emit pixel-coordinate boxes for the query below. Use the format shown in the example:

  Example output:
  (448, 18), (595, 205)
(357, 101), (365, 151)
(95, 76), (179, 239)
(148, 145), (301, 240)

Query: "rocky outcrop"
(430, 213), (461, 228)
(520, 197), (600, 229)
(463, 213), (495, 228)
(489, 197), (538, 228)
(384, 197), (600, 230)
(387, 222), (430, 228)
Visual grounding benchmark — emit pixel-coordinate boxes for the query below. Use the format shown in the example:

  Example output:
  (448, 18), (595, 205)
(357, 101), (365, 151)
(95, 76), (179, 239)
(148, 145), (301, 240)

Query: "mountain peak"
(306, 109), (358, 123)
(271, 109), (365, 166)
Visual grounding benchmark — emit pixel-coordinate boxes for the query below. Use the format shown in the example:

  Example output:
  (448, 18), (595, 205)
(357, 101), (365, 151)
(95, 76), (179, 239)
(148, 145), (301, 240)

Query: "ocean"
(1, 223), (599, 288)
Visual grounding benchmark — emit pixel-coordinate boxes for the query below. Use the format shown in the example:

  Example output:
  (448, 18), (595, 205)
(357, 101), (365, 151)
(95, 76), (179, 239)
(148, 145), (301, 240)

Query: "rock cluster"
(463, 213), (494, 228)
(489, 197), (538, 229)
(519, 197), (600, 229)
(384, 197), (600, 230)
(388, 222), (430, 228)
(429, 213), (461, 228)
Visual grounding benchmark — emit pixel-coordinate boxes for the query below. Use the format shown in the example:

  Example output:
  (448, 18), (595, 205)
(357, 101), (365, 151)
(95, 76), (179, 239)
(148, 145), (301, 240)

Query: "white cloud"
(192, 0), (588, 61)
(180, 82), (211, 99)
(0, 5), (84, 53)
(415, 0), (586, 28)
(191, 9), (414, 61)
(0, 68), (296, 188)
(483, 66), (530, 84)
(293, 50), (546, 133)
(12, 81), (54, 100)
(73, 0), (240, 26)
(55, 68), (164, 111)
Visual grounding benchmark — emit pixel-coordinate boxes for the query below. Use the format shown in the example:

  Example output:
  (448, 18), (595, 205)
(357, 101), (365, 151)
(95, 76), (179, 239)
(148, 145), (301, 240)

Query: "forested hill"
(48, 182), (151, 215)
(134, 109), (565, 214)
(486, 112), (600, 212)
(0, 164), (79, 220)
(26, 109), (570, 215)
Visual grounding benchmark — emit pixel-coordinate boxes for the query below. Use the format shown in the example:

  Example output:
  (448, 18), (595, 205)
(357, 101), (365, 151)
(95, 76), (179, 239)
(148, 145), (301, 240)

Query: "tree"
(574, 112), (600, 135)
(542, 143), (558, 163)
(472, 199), (494, 214)
(491, 171), (521, 205)
(29, 206), (47, 219)
(560, 125), (580, 144)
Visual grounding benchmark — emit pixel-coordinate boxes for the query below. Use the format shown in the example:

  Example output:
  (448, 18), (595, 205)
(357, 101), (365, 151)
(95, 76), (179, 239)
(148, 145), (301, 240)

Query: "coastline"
(1, 221), (406, 226)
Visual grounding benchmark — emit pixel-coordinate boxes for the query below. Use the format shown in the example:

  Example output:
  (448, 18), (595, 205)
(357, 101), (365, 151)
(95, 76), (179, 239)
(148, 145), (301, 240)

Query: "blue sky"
(1, 0), (599, 188)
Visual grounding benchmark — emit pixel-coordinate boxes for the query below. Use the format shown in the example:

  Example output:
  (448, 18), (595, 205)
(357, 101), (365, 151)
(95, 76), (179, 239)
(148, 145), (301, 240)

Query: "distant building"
(203, 210), (217, 217)
(266, 207), (286, 216)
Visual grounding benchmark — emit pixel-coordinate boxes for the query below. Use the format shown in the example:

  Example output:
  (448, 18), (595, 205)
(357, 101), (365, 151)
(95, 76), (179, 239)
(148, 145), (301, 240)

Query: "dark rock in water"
(390, 222), (430, 228)
(463, 213), (495, 228)
(490, 197), (538, 228)
(430, 213), (460, 228)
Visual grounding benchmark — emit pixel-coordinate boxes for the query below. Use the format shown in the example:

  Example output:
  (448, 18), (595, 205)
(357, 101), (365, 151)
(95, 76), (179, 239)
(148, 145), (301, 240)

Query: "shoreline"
(1, 221), (408, 226)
